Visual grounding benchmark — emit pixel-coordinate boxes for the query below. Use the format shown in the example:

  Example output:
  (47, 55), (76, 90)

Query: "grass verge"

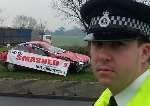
(0, 63), (96, 81)
(0, 47), (8, 52)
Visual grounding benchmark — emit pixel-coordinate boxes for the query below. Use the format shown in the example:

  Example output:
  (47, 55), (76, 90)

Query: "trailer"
(0, 27), (32, 46)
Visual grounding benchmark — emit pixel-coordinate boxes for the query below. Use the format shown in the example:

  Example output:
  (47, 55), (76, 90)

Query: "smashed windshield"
(48, 46), (66, 54)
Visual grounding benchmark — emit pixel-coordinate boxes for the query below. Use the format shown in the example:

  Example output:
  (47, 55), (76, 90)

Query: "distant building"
(0, 27), (32, 45)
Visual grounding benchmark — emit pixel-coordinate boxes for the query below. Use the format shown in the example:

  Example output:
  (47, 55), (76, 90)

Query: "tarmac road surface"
(0, 96), (94, 106)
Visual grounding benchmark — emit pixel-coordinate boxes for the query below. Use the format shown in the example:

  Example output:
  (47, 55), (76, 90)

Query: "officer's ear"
(141, 43), (150, 63)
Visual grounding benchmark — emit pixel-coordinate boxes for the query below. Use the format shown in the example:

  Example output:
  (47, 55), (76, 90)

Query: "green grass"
(0, 47), (8, 52)
(0, 63), (96, 81)
(52, 35), (88, 47)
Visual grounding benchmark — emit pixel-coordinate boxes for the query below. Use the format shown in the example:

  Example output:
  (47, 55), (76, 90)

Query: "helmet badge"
(99, 11), (110, 27)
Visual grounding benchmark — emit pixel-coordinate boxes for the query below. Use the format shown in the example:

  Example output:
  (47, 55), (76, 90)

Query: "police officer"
(80, 0), (150, 106)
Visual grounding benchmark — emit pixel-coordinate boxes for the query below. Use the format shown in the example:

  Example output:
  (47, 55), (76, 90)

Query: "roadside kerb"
(0, 78), (105, 101)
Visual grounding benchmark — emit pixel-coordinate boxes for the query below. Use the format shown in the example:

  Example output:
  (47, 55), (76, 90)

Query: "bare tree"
(35, 19), (47, 31)
(0, 8), (2, 13)
(27, 17), (37, 29)
(12, 15), (37, 29)
(51, 0), (89, 32)
(0, 18), (4, 26)
(0, 9), (5, 26)
(34, 19), (47, 35)
(31, 19), (48, 40)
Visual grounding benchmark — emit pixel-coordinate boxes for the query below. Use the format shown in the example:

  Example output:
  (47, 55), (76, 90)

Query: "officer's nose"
(91, 44), (113, 63)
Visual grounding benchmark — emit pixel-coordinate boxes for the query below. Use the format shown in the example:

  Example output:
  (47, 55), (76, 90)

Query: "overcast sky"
(0, 0), (76, 31)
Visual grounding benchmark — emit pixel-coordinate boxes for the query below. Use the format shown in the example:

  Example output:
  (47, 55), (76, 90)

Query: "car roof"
(25, 40), (50, 45)
(17, 40), (51, 49)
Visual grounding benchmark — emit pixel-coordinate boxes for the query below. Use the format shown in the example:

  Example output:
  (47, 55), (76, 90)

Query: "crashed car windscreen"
(48, 46), (66, 54)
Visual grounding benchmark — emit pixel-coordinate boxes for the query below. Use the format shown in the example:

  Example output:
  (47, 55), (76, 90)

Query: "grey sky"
(0, 0), (76, 31)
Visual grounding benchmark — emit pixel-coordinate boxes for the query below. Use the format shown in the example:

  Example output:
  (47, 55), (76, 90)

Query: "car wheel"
(7, 63), (15, 71)
(75, 66), (82, 73)
(76, 62), (84, 73)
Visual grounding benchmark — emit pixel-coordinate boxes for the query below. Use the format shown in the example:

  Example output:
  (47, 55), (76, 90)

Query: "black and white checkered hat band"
(89, 15), (150, 36)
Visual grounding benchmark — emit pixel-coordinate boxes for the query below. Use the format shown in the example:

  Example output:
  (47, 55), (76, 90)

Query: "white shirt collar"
(115, 71), (150, 106)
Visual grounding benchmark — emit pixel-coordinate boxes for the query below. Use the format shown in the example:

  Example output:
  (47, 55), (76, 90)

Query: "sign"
(7, 50), (70, 76)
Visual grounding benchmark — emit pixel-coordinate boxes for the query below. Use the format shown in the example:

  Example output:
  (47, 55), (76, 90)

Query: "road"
(0, 96), (94, 106)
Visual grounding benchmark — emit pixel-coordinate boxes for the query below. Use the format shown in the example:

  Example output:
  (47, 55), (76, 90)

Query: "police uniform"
(80, 0), (150, 106)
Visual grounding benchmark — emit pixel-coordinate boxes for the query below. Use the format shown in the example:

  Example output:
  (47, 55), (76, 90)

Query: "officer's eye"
(110, 41), (127, 48)
(91, 41), (127, 48)
(92, 42), (103, 47)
